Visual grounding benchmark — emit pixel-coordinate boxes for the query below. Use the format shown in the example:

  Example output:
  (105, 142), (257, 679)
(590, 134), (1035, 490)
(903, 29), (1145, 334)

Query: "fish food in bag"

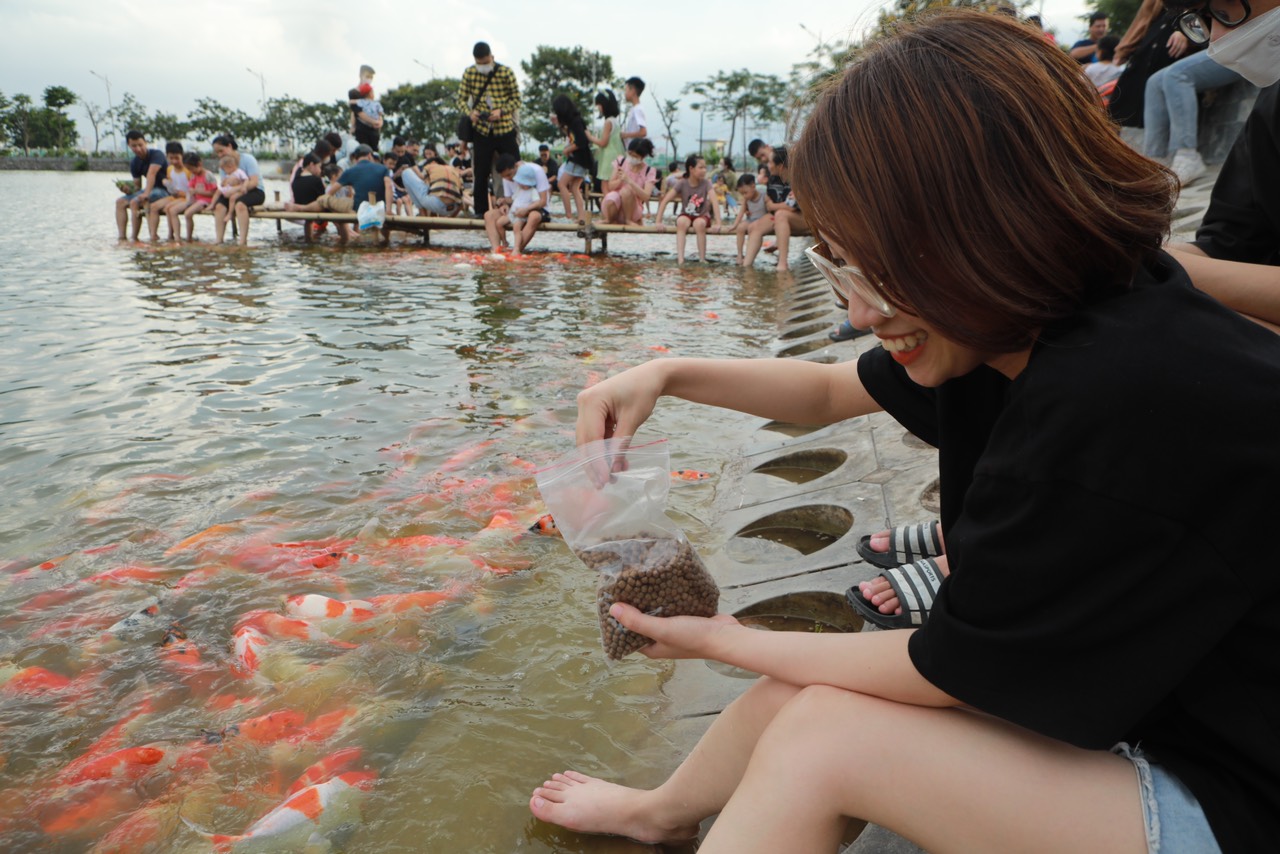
(536, 439), (720, 659)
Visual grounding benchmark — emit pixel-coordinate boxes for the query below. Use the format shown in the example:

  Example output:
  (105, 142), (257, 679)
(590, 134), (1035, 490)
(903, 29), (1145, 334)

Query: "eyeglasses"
(803, 241), (897, 317)
(1175, 0), (1252, 43)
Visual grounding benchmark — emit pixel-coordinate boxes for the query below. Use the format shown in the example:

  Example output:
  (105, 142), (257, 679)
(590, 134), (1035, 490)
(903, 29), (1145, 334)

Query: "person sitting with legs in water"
(530, 11), (1280, 853)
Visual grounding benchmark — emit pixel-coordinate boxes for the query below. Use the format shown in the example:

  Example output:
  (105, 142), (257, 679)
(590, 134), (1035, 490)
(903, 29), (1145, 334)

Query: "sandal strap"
(886, 521), (942, 565)
(881, 558), (944, 626)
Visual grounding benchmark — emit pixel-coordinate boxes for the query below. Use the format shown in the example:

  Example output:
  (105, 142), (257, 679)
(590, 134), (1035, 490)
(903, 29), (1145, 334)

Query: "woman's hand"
(1167, 31), (1190, 58)
(574, 361), (665, 446)
(609, 602), (742, 660)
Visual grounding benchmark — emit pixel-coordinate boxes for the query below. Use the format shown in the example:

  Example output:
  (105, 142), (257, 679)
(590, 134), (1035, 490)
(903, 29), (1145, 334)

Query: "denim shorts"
(562, 161), (590, 179)
(1112, 743), (1220, 854)
(125, 187), (169, 203)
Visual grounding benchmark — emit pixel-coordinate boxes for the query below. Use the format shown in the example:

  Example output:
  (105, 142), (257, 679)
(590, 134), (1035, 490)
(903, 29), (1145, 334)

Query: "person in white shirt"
(621, 76), (648, 143)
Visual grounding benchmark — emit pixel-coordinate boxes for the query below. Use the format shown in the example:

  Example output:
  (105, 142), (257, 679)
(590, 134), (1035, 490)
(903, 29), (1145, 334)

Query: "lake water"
(0, 171), (798, 852)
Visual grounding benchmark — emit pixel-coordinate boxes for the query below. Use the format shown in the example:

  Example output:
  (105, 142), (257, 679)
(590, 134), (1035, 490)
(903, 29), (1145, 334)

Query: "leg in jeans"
(1159, 50), (1245, 154)
(1142, 69), (1172, 158)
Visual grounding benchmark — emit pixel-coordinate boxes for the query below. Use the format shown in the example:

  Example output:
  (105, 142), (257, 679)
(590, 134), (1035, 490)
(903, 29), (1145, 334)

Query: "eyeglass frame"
(1174, 0), (1252, 44)
(803, 241), (898, 318)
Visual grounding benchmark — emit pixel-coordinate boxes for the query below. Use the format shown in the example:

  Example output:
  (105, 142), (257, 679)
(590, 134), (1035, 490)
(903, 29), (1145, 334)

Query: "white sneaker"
(1170, 149), (1207, 186)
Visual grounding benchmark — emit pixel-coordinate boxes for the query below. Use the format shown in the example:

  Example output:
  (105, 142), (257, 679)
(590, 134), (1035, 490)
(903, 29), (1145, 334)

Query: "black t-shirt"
(861, 254), (1280, 854)
(393, 152), (416, 189)
(1193, 81), (1279, 265)
(565, 117), (594, 171)
(540, 157), (559, 177)
(451, 156), (472, 171)
(291, 173), (326, 206)
(130, 148), (168, 186)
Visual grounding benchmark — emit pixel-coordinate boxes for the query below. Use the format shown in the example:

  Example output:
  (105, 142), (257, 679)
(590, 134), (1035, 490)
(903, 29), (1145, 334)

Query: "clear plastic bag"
(536, 439), (720, 660)
(357, 200), (386, 231)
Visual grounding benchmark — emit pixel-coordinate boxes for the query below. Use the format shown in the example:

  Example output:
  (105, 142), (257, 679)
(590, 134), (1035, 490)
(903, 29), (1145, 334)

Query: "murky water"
(0, 171), (796, 852)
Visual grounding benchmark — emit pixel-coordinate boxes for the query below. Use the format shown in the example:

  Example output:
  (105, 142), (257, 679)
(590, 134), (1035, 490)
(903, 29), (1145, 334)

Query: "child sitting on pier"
(728, 173), (770, 266)
(654, 154), (723, 264)
(212, 153), (249, 212)
(484, 161), (550, 255)
(600, 138), (658, 226)
(175, 152), (217, 241)
(146, 141), (189, 241)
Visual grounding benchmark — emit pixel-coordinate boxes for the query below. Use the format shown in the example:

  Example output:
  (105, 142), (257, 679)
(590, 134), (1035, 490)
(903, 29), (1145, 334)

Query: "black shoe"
(829, 321), (867, 343)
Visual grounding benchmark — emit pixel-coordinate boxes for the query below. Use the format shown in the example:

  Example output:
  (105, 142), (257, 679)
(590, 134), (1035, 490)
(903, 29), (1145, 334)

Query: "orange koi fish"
(234, 610), (353, 646)
(528, 514), (561, 536)
(671, 469), (713, 482)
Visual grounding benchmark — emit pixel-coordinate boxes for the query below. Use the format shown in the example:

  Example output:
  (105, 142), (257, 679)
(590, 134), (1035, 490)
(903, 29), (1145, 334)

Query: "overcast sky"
(4, 0), (1093, 154)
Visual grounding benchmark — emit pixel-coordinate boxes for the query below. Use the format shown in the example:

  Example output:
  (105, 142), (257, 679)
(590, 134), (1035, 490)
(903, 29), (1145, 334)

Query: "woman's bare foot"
(858, 555), (950, 615)
(529, 770), (698, 844)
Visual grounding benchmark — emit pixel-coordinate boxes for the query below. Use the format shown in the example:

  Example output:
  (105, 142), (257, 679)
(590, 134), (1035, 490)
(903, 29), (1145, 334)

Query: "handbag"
(457, 65), (499, 142)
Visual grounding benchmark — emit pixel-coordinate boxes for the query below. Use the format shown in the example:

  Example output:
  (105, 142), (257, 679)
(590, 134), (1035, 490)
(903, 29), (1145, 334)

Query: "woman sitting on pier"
(600, 139), (659, 227)
(532, 10), (1280, 853)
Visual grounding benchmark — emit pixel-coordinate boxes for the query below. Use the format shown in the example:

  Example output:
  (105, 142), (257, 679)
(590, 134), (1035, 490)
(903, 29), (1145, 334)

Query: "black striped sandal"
(846, 558), (944, 629)
(855, 520), (942, 570)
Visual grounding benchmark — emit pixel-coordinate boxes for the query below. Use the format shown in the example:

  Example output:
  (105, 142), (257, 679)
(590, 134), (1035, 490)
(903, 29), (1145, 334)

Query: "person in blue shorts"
(115, 130), (169, 241)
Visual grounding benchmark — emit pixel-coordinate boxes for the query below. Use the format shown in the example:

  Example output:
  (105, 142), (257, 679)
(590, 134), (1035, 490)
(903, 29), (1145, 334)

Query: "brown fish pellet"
(573, 534), (720, 660)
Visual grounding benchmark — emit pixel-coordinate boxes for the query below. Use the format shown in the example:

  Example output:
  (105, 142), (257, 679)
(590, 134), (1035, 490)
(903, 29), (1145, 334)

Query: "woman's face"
(827, 238), (1001, 387)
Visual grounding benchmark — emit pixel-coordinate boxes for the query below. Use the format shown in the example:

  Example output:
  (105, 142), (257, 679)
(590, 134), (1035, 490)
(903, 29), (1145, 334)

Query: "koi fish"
(164, 523), (242, 556)
(212, 709), (306, 745)
(704, 311), (720, 319)
(671, 469), (713, 482)
(528, 514), (561, 536)
(367, 588), (461, 615)
(234, 610), (353, 647)
(57, 744), (174, 787)
(231, 625), (270, 679)
(284, 593), (376, 623)
(284, 747), (363, 797)
(93, 599), (164, 650)
(184, 770), (377, 852)
(648, 345), (671, 352)
(1, 665), (72, 695)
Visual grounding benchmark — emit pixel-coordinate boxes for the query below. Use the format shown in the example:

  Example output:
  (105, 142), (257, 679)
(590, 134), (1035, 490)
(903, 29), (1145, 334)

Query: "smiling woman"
(536, 10), (1280, 854)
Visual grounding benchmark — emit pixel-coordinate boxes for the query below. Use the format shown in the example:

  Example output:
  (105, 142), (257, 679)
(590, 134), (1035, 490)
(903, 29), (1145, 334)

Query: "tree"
(684, 70), (786, 161)
(149, 110), (189, 145)
(115, 92), (150, 137)
(185, 97), (264, 145)
(1088, 0), (1144, 37)
(650, 92), (681, 161)
(519, 46), (617, 144)
(784, 39), (859, 140)
(0, 91), (12, 148)
(82, 99), (111, 153)
(382, 78), (464, 146)
(8, 94), (34, 154)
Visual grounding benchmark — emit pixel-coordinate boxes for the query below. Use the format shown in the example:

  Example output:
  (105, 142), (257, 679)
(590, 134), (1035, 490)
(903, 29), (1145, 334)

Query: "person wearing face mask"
(456, 41), (521, 218)
(601, 138), (659, 226)
(1165, 0), (1280, 331)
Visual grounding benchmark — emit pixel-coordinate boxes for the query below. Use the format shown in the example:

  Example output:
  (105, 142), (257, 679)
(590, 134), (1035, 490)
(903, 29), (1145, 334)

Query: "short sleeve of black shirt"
(1192, 81), (1280, 265)
(131, 149), (169, 185)
(857, 349), (1008, 531)
(291, 173), (326, 206)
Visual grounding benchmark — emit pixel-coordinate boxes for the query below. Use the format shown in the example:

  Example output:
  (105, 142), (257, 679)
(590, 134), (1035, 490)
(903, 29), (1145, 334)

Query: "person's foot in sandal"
(856, 520), (944, 569)
(853, 554), (951, 625)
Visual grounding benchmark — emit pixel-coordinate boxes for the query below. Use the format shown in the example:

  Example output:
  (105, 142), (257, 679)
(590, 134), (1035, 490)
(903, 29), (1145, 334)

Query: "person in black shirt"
(288, 153), (327, 207)
(529, 13), (1280, 854)
(537, 144), (559, 194)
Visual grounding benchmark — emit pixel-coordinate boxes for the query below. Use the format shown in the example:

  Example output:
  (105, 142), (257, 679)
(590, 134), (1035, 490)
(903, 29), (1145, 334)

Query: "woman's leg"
(1163, 50), (1245, 155)
(483, 209), (504, 251)
(530, 676), (805, 843)
(1142, 68), (1172, 158)
(602, 191), (621, 224)
(701, 686), (1146, 854)
(675, 215), (692, 264)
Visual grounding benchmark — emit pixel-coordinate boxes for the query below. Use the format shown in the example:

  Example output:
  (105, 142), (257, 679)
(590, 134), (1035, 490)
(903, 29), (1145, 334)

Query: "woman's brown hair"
(792, 9), (1175, 352)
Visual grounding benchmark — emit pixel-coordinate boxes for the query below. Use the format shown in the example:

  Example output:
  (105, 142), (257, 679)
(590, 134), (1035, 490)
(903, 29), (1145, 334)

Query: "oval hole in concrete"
(779, 322), (831, 341)
(707, 591), (862, 678)
(759, 420), (822, 438)
(920, 477), (941, 514)
(726, 504), (853, 563)
(787, 309), (831, 325)
(751, 448), (847, 484)
(776, 339), (829, 358)
(791, 296), (827, 311)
